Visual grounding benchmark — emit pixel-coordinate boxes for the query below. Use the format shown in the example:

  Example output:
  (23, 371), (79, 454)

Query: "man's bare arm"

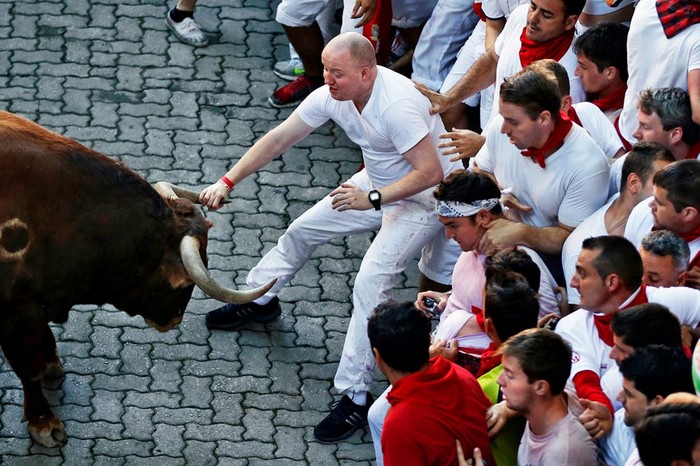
(479, 220), (574, 256)
(416, 48), (499, 115)
(330, 134), (445, 211)
(200, 112), (315, 208)
(688, 69), (700, 126)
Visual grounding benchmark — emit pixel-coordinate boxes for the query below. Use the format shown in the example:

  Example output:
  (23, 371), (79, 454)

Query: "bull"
(0, 111), (273, 447)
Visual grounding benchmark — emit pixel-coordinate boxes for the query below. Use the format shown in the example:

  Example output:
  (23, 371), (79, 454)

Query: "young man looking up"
(498, 328), (598, 465)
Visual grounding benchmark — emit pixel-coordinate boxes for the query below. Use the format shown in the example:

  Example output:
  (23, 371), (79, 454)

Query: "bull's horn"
(154, 182), (230, 204)
(179, 235), (276, 304)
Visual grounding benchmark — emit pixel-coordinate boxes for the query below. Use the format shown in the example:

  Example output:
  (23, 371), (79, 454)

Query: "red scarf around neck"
(678, 225), (700, 244)
(593, 285), (649, 346)
(521, 111), (573, 168)
(519, 26), (575, 68)
(592, 85), (627, 112)
(657, 0), (700, 39)
(567, 106), (582, 127)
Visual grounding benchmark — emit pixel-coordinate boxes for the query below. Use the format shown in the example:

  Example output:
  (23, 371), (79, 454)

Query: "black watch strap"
(368, 190), (381, 211)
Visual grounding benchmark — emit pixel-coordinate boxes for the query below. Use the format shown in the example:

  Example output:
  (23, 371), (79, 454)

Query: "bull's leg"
(40, 328), (64, 386)
(0, 318), (67, 447)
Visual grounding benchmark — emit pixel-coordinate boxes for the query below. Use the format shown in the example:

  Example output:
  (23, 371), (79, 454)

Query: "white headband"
(436, 198), (500, 218)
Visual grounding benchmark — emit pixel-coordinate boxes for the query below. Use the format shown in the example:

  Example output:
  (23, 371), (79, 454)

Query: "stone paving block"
(123, 391), (182, 409)
(152, 423), (186, 456)
(93, 438), (154, 457)
(217, 439), (276, 460)
(65, 419), (123, 441)
(60, 374), (95, 406)
(60, 437), (95, 466)
(0, 1), (426, 464)
(122, 406), (155, 441)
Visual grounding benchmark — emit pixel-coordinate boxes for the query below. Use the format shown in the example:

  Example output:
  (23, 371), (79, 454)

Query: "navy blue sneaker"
(313, 394), (374, 443)
(205, 297), (281, 330)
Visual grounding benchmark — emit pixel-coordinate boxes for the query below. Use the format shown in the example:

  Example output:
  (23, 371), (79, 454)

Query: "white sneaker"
(273, 57), (305, 81)
(166, 14), (209, 47)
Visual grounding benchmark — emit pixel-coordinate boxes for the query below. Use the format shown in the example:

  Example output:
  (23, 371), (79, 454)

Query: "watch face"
(369, 192), (380, 201)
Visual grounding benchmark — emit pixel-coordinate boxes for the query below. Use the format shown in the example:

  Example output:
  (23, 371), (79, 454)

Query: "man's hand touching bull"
(199, 176), (234, 211)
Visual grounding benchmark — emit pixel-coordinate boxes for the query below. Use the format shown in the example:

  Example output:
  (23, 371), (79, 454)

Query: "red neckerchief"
(614, 114), (633, 152)
(690, 251), (700, 270)
(656, 0), (700, 39)
(678, 225), (700, 244)
(591, 85), (627, 112)
(473, 1), (487, 21)
(476, 342), (502, 378)
(521, 112), (573, 168)
(567, 106), (582, 127)
(519, 26), (575, 68)
(594, 285), (649, 346)
(686, 139), (700, 160)
(473, 305), (486, 332)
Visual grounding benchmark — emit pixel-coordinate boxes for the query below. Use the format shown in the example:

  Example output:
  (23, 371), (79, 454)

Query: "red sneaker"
(268, 75), (323, 108)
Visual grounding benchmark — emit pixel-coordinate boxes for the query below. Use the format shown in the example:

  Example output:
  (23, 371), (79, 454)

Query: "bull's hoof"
(28, 416), (67, 448)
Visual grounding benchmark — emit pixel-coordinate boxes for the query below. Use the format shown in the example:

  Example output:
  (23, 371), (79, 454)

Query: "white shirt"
(599, 409), (636, 466)
(475, 118), (610, 229)
(572, 101), (624, 158)
(297, 67), (461, 190)
(556, 286), (700, 399)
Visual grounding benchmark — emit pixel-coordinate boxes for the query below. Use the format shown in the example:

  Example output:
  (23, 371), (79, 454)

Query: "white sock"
(349, 390), (367, 406)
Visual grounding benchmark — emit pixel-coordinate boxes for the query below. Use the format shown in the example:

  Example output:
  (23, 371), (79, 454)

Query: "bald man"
(200, 32), (462, 443)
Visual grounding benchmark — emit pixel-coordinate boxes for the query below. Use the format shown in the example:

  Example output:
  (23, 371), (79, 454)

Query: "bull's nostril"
(0, 219), (30, 258)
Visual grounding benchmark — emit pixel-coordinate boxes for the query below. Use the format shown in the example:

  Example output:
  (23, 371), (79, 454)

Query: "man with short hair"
(609, 88), (700, 194)
(625, 160), (700, 289)
(613, 346), (695, 466)
(632, 88), (700, 161)
(562, 141), (674, 307)
(555, 235), (700, 438)
(417, 0), (587, 128)
(640, 230), (690, 287)
(597, 305), (685, 465)
(199, 32), (462, 442)
(368, 300), (495, 466)
(634, 402), (700, 466)
(498, 328), (598, 465)
(472, 67), (609, 276)
(573, 23), (629, 122)
(617, 0), (700, 144)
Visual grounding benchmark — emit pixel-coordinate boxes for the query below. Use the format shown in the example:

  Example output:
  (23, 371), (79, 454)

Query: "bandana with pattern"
(436, 198), (500, 217)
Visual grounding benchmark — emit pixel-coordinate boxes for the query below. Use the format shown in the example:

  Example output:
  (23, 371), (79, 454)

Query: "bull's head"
(139, 182), (275, 331)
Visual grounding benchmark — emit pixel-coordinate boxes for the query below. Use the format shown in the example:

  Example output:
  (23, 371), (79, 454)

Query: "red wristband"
(219, 176), (234, 190)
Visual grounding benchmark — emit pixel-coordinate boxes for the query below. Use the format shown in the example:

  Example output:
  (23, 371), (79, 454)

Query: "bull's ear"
(159, 250), (193, 289)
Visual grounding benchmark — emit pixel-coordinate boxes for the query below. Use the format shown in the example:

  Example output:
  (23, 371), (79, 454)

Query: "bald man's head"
(325, 32), (377, 69)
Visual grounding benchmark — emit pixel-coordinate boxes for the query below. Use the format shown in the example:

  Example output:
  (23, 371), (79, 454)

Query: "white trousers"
(368, 386), (392, 466)
(411, 0), (480, 91)
(439, 20), (495, 128)
(246, 169), (451, 393)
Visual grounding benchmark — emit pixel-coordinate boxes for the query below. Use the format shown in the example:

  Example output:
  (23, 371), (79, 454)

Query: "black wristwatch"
(368, 190), (381, 211)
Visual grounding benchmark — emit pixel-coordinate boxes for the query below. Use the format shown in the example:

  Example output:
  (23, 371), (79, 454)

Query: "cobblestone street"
(0, 1), (420, 464)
